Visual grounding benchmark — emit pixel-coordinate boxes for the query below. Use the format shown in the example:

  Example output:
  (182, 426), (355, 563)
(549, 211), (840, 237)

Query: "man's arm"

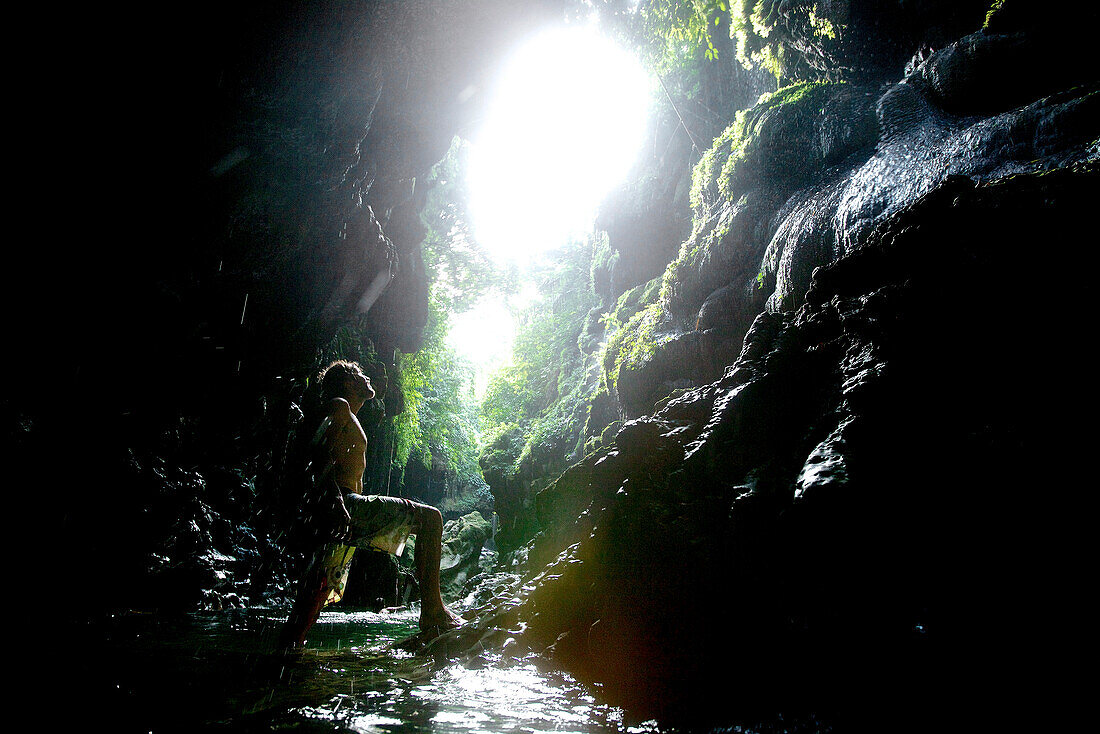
(318, 476), (353, 544)
(311, 399), (353, 465)
(306, 399), (355, 542)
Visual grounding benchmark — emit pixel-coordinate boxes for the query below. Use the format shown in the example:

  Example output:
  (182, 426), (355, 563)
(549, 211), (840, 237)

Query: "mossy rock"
(578, 306), (607, 355)
(601, 303), (670, 398)
(690, 82), (876, 213)
(608, 276), (661, 327)
(663, 82), (877, 324)
(589, 235), (619, 303)
(662, 186), (787, 320)
(732, 0), (991, 83)
(438, 511), (492, 601)
(982, 0), (1062, 35)
(600, 420), (623, 446)
(478, 423), (525, 484)
(583, 386), (619, 445)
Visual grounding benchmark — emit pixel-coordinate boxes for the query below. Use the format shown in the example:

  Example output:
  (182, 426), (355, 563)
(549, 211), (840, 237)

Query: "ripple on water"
(85, 606), (647, 733)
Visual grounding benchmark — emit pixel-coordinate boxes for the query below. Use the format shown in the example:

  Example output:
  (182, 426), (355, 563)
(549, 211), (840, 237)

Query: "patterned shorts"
(343, 492), (417, 556)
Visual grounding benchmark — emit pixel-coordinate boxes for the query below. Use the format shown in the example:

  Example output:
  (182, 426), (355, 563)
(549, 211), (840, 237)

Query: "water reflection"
(87, 606), (643, 733)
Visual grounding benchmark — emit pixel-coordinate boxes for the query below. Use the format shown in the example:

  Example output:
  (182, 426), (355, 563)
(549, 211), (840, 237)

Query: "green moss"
(601, 302), (666, 393)
(590, 233), (618, 298)
(659, 235), (702, 311)
(659, 190), (742, 312)
(601, 420), (623, 446)
(668, 80), (853, 319)
(732, 0), (783, 81)
(758, 79), (833, 108)
(983, 0), (1007, 30)
(808, 8), (836, 40)
(690, 81), (835, 212)
(731, 0), (848, 83)
(478, 422), (525, 479)
(653, 388), (692, 414)
(608, 276), (662, 327)
(690, 118), (745, 210)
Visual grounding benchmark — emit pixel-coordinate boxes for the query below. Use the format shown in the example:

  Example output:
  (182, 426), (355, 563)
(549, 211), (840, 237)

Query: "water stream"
(77, 605), (658, 734)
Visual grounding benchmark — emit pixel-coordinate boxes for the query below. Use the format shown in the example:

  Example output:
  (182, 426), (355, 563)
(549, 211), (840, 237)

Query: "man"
(280, 360), (463, 649)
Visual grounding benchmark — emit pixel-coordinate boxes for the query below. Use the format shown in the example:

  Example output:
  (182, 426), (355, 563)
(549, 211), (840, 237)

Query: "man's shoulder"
(324, 397), (354, 421)
(319, 396), (356, 431)
(309, 398), (356, 449)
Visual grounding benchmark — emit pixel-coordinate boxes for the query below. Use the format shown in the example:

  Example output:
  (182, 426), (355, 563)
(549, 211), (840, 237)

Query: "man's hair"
(318, 360), (364, 400)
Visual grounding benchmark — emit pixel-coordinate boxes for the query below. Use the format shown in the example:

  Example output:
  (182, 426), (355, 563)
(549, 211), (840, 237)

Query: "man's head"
(319, 360), (376, 406)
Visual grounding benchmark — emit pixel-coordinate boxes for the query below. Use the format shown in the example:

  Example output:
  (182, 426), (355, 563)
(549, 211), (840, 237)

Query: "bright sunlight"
(450, 25), (653, 391)
(467, 25), (653, 262)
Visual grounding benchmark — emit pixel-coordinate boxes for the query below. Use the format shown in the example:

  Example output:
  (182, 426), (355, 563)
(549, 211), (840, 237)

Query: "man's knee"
(412, 503), (443, 536)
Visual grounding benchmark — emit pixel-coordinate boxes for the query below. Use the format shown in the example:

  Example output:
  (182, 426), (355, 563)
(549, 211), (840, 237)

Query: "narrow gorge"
(15, 1), (1096, 731)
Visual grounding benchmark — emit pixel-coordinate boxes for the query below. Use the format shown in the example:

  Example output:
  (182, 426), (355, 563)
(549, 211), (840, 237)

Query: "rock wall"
(599, 14), (1097, 423)
(442, 5), (1098, 728)
(21, 7), (1098, 727)
(437, 162), (1094, 729)
(18, 0), (559, 616)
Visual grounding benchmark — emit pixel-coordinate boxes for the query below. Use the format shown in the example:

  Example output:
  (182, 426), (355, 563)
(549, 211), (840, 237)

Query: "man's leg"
(409, 503), (463, 632)
(279, 553), (330, 650)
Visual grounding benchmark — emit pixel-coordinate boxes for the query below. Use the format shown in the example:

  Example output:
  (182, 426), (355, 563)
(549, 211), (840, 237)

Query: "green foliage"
(731, 0), (783, 82)
(391, 290), (483, 489)
(983, 0), (1007, 30)
(731, 1), (846, 83)
(421, 137), (519, 312)
(663, 81), (838, 314)
(589, 232), (619, 299)
(579, 0), (736, 140)
(478, 239), (600, 475)
(437, 477), (493, 518)
(660, 201), (737, 311)
(604, 275), (663, 349)
(385, 139), (515, 489)
(637, 0), (731, 68)
(690, 81), (834, 210)
(585, 0), (731, 72)
(316, 322), (379, 374)
(601, 302), (666, 393)
(690, 112), (747, 210)
(611, 276), (662, 324)
(982, 0), (1032, 33)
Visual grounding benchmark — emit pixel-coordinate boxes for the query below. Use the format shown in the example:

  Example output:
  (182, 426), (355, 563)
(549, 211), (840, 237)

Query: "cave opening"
(466, 23), (652, 263)
(439, 21), (653, 473)
(446, 23), (652, 395)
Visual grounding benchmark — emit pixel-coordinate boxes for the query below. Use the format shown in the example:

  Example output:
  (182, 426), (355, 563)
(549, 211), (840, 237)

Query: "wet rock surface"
(468, 18), (1095, 710)
(444, 162), (1095, 728)
(605, 20), (1097, 423)
(23, 3), (1099, 731)
(24, 0), (558, 617)
(437, 15), (1097, 728)
(438, 511), (494, 600)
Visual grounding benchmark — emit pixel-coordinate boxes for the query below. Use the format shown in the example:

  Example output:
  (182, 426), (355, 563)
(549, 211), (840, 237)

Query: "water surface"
(78, 606), (654, 734)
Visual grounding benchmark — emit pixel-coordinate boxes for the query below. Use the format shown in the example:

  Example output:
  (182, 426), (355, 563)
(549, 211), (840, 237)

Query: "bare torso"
(319, 398), (368, 493)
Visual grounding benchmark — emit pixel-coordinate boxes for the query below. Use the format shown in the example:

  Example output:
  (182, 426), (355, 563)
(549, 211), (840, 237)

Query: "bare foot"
(419, 605), (465, 636)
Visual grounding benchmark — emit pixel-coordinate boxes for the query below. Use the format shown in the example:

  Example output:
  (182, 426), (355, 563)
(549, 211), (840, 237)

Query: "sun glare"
(447, 281), (541, 400)
(447, 296), (516, 397)
(468, 25), (652, 262)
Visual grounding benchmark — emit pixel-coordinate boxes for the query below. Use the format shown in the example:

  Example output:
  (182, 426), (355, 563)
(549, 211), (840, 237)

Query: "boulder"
(438, 511), (493, 601)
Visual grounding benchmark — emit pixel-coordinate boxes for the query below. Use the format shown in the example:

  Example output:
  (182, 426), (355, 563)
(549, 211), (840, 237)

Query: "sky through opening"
(451, 25), (652, 391)
(466, 25), (652, 263)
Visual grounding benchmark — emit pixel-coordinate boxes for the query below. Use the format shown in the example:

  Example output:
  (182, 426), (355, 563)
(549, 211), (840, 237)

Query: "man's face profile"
(349, 368), (375, 402)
